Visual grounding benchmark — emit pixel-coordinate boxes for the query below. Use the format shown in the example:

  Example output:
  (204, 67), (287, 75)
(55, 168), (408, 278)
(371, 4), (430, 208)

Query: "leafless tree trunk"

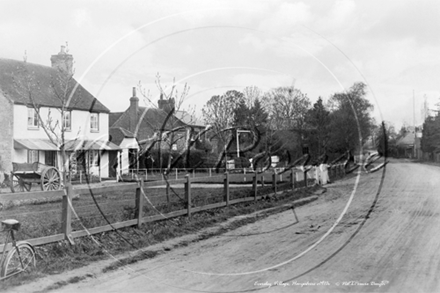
(13, 46), (79, 186)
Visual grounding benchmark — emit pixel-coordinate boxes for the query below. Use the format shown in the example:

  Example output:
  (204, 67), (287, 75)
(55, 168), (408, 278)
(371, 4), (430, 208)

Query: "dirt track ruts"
(10, 160), (440, 293)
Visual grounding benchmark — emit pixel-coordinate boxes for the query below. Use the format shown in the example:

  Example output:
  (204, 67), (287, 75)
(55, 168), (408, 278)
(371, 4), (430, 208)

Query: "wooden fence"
(0, 165), (345, 250)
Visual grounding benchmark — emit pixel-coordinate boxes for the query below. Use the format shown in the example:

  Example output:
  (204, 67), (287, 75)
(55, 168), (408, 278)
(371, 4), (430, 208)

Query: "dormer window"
(90, 113), (99, 132)
(27, 108), (39, 129)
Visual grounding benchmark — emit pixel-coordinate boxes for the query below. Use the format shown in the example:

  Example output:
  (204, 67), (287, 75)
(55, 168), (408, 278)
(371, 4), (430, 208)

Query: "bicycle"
(0, 219), (36, 280)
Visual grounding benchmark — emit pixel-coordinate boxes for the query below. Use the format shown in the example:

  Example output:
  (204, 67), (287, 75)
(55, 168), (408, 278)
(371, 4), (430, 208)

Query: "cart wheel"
(41, 167), (61, 191)
(10, 175), (32, 193)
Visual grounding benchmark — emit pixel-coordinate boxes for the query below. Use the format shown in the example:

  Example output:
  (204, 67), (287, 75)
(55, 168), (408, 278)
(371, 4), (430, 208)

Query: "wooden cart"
(10, 162), (61, 193)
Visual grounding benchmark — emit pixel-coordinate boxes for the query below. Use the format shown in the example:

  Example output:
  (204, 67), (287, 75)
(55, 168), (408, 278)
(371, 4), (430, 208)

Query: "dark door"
(45, 151), (57, 166)
(108, 151), (118, 178)
(128, 149), (138, 172)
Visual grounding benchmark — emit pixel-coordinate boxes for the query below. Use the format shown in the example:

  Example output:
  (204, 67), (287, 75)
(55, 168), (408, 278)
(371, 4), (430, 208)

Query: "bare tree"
(262, 86), (311, 132)
(257, 86), (311, 161)
(14, 45), (79, 184)
(202, 90), (244, 147)
(242, 85), (263, 108)
(138, 74), (198, 172)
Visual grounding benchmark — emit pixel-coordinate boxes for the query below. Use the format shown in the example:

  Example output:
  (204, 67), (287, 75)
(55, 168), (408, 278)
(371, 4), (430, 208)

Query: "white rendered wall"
(13, 104), (110, 178)
(119, 138), (139, 174)
(13, 105), (109, 141)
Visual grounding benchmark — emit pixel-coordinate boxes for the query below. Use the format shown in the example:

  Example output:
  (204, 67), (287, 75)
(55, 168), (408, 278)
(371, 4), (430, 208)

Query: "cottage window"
(27, 150), (39, 163)
(45, 151), (57, 167)
(27, 108), (39, 128)
(63, 111), (72, 131)
(88, 150), (100, 167)
(90, 113), (99, 132)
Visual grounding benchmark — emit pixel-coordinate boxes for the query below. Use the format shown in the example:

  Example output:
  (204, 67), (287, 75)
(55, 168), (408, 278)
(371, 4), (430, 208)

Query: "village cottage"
(109, 88), (207, 174)
(0, 46), (120, 181)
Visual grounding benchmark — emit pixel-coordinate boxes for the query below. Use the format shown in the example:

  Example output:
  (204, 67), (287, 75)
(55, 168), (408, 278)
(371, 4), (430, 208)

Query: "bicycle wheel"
(1, 243), (35, 278)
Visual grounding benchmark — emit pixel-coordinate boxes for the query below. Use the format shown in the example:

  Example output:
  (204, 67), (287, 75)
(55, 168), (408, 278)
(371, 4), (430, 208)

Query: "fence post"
(209, 168), (212, 177)
(253, 174), (258, 201)
(185, 175), (192, 217)
(304, 169), (308, 188)
(224, 172), (230, 206)
(61, 184), (74, 245)
(135, 179), (144, 228)
(272, 172), (277, 193)
(290, 169), (296, 190)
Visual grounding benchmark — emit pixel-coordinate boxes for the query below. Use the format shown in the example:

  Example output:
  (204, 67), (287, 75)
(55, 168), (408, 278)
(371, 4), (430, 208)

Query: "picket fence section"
(0, 165), (345, 250)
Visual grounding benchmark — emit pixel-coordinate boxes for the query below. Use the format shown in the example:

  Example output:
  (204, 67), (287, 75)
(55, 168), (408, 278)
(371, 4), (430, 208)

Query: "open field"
(0, 170), (316, 241)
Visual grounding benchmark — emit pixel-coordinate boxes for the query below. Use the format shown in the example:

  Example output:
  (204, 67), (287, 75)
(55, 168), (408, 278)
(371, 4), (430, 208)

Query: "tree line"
(421, 104), (440, 160)
(201, 82), (375, 166)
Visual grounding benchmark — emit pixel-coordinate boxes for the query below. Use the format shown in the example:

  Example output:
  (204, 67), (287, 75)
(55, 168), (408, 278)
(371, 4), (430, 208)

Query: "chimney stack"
(158, 93), (175, 113)
(129, 87), (139, 133)
(50, 45), (73, 75)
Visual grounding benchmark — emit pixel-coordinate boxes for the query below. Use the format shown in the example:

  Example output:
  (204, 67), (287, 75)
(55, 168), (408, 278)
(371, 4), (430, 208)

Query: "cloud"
(71, 8), (92, 28)
(365, 1), (440, 45)
(232, 73), (292, 90)
(2, 0), (439, 130)
(240, 30), (331, 62)
(327, 0), (356, 28)
(258, 2), (312, 35)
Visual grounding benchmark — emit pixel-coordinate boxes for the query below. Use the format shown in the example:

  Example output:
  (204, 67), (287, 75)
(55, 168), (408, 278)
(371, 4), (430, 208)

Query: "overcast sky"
(1, 0), (439, 129)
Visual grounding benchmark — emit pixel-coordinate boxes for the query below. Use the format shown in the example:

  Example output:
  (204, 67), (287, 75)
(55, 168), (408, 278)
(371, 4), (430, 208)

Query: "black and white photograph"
(0, 0), (439, 292)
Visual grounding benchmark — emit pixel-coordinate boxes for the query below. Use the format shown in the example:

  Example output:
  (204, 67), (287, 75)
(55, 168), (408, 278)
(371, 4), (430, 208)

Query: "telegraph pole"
(413, 90), (416, 159)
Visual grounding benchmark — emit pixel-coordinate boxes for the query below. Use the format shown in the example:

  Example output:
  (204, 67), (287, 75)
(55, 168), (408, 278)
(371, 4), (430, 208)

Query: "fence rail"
(0, 164), (346, 251)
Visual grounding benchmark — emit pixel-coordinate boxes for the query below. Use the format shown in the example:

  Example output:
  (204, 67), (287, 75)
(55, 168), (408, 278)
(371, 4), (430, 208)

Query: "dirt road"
(12, 161), (440, 292)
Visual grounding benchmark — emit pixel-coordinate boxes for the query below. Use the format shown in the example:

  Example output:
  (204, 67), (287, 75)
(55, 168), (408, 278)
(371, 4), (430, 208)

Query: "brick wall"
(0, 93), (13, 172)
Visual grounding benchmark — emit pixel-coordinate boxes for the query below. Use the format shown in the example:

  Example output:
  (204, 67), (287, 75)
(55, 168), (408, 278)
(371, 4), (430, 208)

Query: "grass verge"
(0, 184), (325, 291)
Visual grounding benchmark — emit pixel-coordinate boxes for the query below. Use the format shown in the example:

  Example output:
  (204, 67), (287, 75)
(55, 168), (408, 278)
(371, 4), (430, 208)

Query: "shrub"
(140, 149), (219, 169)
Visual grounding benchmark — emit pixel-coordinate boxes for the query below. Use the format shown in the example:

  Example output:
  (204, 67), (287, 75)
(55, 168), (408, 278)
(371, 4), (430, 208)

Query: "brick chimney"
(158, 93), (175, 113)
(50, 45), (73, 75)
(129, 87), (139, 133)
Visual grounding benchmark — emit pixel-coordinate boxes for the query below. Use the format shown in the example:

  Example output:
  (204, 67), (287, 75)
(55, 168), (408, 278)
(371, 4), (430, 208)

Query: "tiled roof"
(0, 58), (109, 113)
(109, 127), (136, 146)
(111, 106), (186, 142)
(396, 131), (416, 147)
(109, 112), (124, 126)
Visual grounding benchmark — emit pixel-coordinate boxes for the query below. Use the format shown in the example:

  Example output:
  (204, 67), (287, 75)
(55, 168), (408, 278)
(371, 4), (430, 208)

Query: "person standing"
(314, 163), (321, 185)
(319, 155), (330, 185)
